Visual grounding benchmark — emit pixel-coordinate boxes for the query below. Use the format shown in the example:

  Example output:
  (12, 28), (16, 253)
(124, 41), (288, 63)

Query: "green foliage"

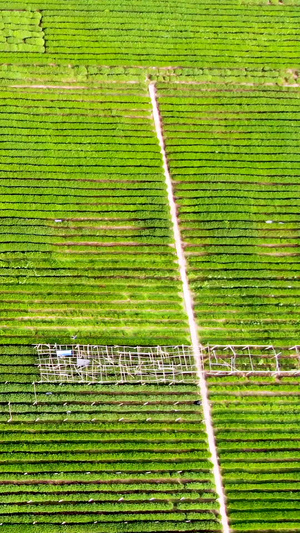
(0, 10), (44, 53)
(0, 375), (220, 531)
(160, 82), (300, 346)
(209, 377), (300, 530)
(0, 1), (300, 530)
(0, 84), (189, 346)
(0, 1), (298, 67)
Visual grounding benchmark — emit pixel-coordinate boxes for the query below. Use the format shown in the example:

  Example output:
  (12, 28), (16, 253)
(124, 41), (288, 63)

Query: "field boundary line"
(149, 81), (230, 533)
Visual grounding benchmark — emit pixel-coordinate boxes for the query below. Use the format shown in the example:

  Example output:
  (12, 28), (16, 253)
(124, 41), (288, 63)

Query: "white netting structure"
(35, 344), (196, 384)
(36, 343), (300, 383)
(202, 344), (300, 375)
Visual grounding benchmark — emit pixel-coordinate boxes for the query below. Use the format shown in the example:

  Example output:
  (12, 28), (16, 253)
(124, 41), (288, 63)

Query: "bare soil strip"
(149, 81), (231, 533)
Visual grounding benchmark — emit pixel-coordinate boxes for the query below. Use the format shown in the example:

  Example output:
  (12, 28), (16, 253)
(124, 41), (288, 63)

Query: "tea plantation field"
(0, 81), (190, 347)
(0, 0), (300, 532)
(0, 0), (299, 67)
(158, 80), (300, 345)
(208, 375), (300, 531)
(0, 346), (221, 533)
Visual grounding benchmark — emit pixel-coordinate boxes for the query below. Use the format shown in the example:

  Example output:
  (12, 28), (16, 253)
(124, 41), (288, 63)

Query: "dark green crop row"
(0, 440), (203, 452)
(0, 430), (208, 443)
(0, 404), (202, 416)
(0, 134), (158, 144)
(0, 490), (211, 502)
(0, 92), (150, 102)
(0, 381), (193, 393)
(0, 448), (207, 461)
(0, 115), (151, 125)
(0, 284), (181, 298)
(0, 411), (200, 422)
(0, 485), (214, 498)
(0, 99), (151, 110)
(166, 123), (300, 135)
(0, 193), (166, 204)
(0, 511), (219, 524)
(0, 499), (216, 512)
(0, 522), (222, 533)
(0, 459), (213, 473)
(0, 144), (159, 153)
(0, 301), (183, 312)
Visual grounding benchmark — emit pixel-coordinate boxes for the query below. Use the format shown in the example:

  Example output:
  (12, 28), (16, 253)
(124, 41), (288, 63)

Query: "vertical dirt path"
(149, 81), (230, 533)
